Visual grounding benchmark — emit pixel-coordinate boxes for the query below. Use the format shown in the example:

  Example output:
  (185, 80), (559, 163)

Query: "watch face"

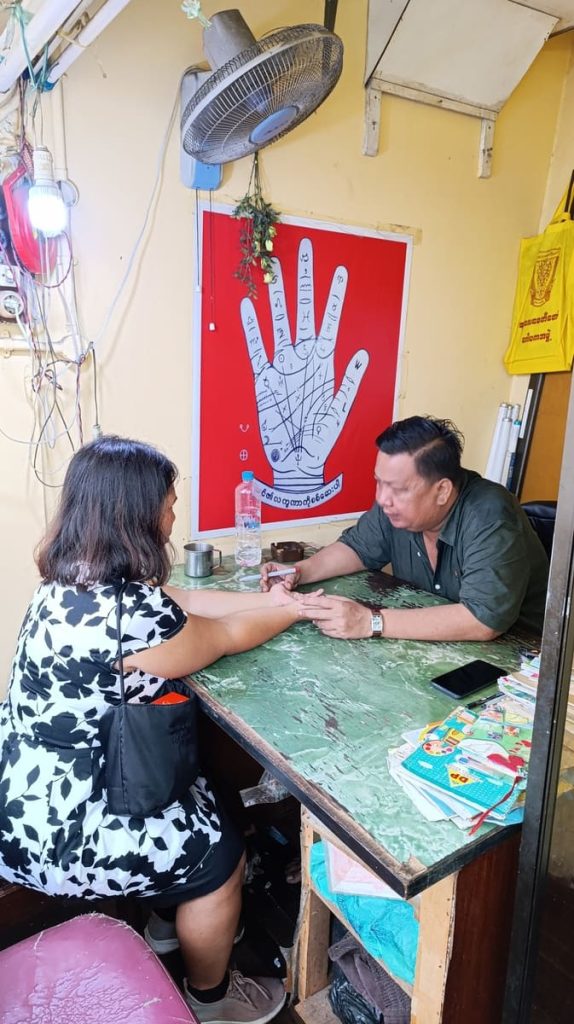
(371, 613), (383, 636)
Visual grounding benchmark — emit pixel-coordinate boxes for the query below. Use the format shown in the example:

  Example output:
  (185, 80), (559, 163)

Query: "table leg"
(296, 811), (332, 1002)
(411, 873), (457, 1023)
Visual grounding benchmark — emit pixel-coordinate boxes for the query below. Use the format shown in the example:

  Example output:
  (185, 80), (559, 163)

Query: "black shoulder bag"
(98, 583), (199, 817)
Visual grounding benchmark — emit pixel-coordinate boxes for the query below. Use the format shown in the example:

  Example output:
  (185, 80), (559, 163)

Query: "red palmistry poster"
(192, 205), (411, 536)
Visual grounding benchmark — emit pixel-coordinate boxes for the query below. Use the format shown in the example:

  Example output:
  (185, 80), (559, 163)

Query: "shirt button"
(417, 551), (421, 557)
(434, 584), (441, 590)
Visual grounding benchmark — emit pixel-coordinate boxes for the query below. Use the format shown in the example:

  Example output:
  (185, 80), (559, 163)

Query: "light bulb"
(28, 186), (67, 236)
(28, 147), (67, 237)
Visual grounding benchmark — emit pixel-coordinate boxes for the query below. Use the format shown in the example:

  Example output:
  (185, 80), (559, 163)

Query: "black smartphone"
(430, 659), (508, 699)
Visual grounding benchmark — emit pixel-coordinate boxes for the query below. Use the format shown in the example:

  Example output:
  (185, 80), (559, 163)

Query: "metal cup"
(183, 542), (222, 578)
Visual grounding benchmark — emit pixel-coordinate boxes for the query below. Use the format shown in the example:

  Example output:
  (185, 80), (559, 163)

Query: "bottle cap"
(242, 470), (254, 481)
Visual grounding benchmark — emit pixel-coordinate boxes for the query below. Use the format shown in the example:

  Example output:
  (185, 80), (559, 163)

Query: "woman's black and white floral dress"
(0, 581), (240, 901)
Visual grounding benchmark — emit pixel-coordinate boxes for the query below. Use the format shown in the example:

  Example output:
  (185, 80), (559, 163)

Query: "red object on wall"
(2, 163), (57, 275)
(193, 207), (411, 535)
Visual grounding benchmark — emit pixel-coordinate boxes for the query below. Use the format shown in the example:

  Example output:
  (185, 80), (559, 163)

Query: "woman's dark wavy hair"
(375, 416), (464, 487)
(36, 436), (178, 586)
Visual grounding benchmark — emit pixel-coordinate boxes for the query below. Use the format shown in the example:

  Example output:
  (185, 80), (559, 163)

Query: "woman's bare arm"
(122, 602), (300, 679)
(163, 583), (290, 618)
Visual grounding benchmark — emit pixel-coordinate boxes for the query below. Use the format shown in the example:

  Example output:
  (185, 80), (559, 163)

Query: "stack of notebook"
(389, 661), (537, 833)
(497, 655), (539, 707)
(498, 654), (574, 755)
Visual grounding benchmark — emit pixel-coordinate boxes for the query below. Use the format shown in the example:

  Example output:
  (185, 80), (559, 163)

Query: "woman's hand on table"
(297, 594), (373, 639)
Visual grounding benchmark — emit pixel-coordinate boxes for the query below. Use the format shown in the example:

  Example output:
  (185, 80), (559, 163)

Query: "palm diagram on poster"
(240, 238), (369, 510)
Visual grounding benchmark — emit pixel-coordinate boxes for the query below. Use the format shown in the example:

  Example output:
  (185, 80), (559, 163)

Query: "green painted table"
(171, 559), (531, 899)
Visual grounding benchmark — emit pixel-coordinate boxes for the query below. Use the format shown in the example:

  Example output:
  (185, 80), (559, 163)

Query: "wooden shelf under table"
(294, 808), (520, 1024)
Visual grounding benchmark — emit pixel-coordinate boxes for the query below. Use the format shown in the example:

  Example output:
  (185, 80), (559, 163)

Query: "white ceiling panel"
(368, 0), (557, 112)
(510, 0), (574, 33)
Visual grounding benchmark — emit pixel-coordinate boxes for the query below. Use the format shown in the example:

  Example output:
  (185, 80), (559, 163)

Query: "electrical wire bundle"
(0, 1), (182, 498)
(0, 62), (97, 489)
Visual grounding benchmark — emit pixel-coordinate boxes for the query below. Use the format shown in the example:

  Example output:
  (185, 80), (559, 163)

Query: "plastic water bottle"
(235, 470), (262, 568)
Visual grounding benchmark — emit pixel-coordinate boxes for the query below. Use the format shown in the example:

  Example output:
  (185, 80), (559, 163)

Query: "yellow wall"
(0, 0), (572, 692)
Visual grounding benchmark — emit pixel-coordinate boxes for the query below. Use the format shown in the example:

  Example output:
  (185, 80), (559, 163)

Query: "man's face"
(374, 450), (452, 532)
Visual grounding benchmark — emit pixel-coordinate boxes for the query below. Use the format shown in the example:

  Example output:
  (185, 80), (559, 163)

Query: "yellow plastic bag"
(504, 175), (574, 374)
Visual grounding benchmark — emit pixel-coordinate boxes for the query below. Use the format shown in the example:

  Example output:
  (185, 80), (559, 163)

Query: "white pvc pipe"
(485, 403), (508, 481)
(0, 0), (83, 93)
(47, 0), (133, 84)
(490, 410), (513, 484)
(35, 0), (94, 66)
(503, 418), (521, 489)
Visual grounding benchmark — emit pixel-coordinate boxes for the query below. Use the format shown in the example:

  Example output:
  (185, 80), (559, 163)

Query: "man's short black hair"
(375, 416), (464, 486)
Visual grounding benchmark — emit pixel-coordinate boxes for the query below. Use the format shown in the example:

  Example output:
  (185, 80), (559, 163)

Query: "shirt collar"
(437, 468), (476, 546)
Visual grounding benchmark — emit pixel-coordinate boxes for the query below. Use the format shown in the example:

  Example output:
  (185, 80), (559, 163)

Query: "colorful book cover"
(421, 705), (477, 746)
(458, 700), (533, 779)
(401, 705), (524, 816)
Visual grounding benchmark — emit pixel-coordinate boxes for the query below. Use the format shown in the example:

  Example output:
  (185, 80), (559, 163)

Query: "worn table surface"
(170, 558), (533, 897)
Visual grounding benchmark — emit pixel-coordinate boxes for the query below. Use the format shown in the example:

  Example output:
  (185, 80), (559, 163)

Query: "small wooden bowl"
(270, 541), (305, 563)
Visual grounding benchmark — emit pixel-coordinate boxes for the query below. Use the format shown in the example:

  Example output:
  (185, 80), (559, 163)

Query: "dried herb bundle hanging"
(232, 152), (281, 299)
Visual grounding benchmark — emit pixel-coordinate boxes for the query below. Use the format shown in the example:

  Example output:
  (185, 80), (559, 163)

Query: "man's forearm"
(381, 602), (501, 642)
(297, 541), (365, 585)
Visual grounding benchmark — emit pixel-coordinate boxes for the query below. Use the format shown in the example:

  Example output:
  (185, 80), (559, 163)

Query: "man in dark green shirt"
(260, 416), (549, 641)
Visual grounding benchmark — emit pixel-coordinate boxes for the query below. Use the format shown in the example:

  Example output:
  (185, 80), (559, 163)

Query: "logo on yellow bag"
(529, 248), (561, 307)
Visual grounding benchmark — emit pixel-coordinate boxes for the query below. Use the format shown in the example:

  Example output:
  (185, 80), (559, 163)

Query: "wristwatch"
(370, 611), (384, 638)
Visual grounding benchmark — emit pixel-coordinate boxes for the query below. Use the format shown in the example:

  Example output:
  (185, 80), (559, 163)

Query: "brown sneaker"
(184, 970), (286, 1024)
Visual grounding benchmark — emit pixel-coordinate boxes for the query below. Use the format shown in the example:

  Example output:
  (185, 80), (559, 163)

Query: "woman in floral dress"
(0, 435), (305, 1024)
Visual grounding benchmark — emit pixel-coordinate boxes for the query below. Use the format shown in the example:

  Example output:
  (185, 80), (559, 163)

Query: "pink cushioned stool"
(0, 912), (199, 1023)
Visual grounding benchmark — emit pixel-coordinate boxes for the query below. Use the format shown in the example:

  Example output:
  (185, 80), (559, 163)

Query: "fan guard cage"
(182, 24), (343, 164)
